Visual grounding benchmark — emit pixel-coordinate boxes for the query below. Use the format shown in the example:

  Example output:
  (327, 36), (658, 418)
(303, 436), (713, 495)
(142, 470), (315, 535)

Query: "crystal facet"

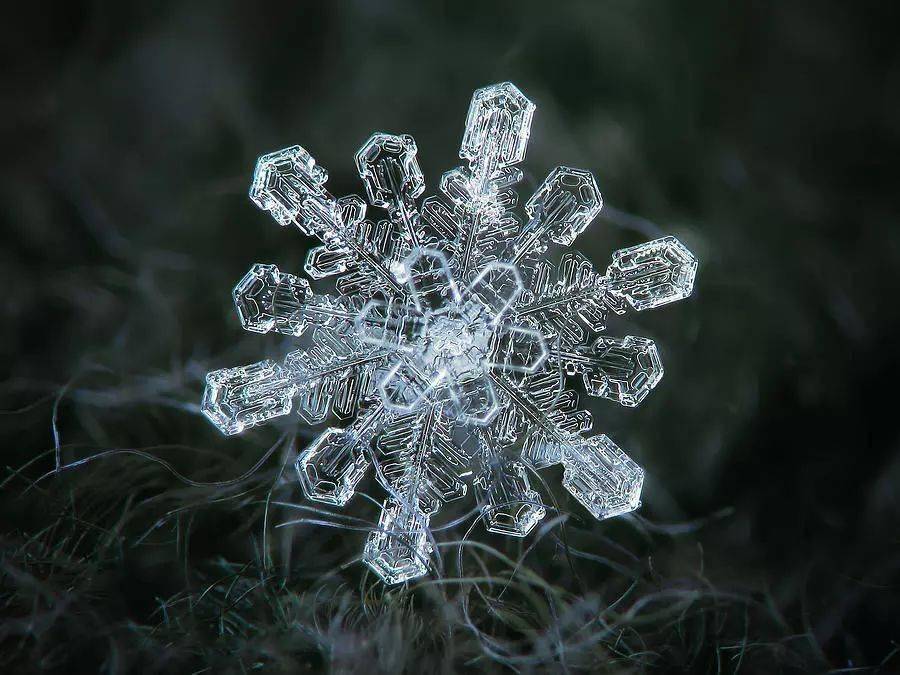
(477, 450), (546, 537)
(202, 360), (295, 436)
(356, 133), (425, 213)
(296, 414), (379, 506)
(606, 235), (698, 311)
(202, 83), (697, 584)
(562, 435), (644, 520)
(525, 166), (603, 247)
(363, 499), (432, 585)
(233, 264), (313, 336)
(461, 82), (535, 181)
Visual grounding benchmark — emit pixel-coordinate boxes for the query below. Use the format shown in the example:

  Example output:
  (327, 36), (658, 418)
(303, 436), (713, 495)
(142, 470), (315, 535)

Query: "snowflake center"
(429, 322), (468, 356)
(419, 309), (490, 373)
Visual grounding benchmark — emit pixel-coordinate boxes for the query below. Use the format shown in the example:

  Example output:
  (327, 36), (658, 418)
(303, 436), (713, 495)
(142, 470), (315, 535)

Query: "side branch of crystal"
(202, 81), (697, 584)
(515, 252), (618, 346)
(491, 372), (587, 469)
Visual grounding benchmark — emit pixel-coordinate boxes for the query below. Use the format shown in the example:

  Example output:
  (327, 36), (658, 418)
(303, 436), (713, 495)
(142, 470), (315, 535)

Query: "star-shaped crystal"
(201, 82), (697, 584)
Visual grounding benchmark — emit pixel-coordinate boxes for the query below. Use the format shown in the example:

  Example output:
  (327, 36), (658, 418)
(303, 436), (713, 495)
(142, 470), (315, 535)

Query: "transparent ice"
(202, 82), (697, 584)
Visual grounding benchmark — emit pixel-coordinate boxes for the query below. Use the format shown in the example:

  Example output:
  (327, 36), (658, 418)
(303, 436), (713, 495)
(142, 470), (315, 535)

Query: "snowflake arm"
(295, 402), (386, 506)
(356, 133), (425, 249)
(508, 166), (604, 267)
(363, 402), (468, 584)
(474, 428), (546, 537)
(250, 146), (405, 296)
(439, 82), (534, 281)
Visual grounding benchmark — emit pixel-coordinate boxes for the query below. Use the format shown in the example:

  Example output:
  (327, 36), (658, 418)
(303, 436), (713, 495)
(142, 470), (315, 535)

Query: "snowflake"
(201, 83), (697, 584)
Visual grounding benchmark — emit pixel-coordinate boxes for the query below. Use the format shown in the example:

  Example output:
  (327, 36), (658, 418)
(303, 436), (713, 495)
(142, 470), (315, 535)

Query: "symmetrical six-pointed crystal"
(202, 83), (697, 584)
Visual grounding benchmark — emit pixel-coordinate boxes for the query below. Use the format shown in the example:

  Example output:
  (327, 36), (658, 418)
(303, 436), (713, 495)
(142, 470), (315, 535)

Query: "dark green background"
(3, 1), (898, 672)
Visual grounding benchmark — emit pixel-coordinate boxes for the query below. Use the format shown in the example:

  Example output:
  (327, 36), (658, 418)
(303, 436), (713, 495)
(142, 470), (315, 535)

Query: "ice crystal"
(202, 83), (697, 584)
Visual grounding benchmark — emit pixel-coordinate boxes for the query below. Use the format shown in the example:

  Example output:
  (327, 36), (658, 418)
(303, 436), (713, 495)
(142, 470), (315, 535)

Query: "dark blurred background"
(2, 1), (899, 672)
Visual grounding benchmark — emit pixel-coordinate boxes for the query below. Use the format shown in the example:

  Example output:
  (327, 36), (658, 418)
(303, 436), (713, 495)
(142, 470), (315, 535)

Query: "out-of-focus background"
(2, 1), (899, 672)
